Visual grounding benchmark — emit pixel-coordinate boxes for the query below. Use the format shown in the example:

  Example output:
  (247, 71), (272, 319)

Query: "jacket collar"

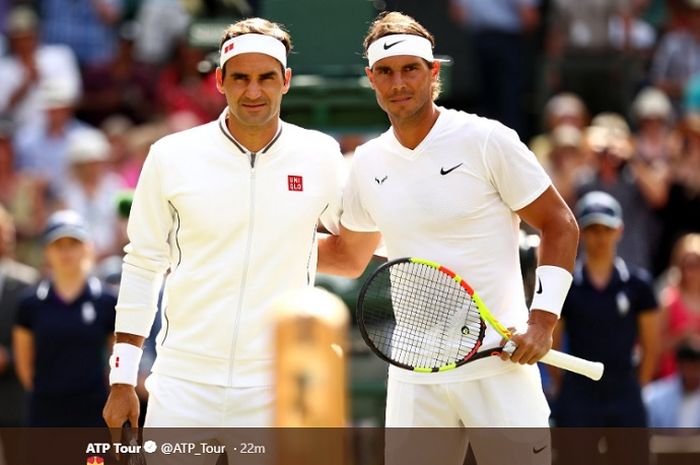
(217, 108), (283, 155)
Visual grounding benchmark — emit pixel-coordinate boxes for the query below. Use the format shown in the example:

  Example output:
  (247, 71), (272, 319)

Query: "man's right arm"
(104, 145), (171, 429)
(317, 225), (382, 278)
(103, 334), (145, 430)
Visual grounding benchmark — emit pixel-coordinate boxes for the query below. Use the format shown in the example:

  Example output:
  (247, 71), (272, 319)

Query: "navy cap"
(43, 210), (91, 244)
(575, 191), (623, 229)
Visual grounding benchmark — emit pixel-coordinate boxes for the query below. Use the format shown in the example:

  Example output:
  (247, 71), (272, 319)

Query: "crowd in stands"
(0, 0), (699, 432)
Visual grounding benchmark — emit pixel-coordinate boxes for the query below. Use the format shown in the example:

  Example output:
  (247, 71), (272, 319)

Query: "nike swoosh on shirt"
(383, 40), (405, 50)
(533, 445), (547, 454)
(440, 163), (463, 175)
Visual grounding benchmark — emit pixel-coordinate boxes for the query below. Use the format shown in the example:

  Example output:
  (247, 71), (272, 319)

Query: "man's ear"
(431, 60), (441, 80)
(215, 67), (224, 94)
(282, 67), (292, 94)
(365, 66), (375, 89)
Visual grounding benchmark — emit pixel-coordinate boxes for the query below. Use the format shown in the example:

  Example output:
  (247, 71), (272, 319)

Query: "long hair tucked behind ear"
(363, 11), (441, 100)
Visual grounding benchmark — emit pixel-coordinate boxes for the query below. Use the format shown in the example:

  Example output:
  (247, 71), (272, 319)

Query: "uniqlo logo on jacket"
(288, 175), (303, 191)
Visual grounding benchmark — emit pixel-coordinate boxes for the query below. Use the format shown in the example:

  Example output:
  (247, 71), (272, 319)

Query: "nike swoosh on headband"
(383, 40), (405, 50)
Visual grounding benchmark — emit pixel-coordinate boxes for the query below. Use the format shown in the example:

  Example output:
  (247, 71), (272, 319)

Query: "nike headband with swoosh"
(367, 34), (446, 68)
(220, 33), (287, 68)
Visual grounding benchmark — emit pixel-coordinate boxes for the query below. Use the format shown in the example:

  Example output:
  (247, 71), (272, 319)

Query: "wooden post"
(273, 287), (349, 465)
(274, 286), (348, 426)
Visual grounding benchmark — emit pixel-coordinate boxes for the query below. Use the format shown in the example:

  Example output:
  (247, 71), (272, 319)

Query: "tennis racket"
(356, 257), (604, 381)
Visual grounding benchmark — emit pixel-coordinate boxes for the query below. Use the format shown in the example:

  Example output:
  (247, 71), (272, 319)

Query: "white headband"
(220, 33), (287, 68)
(367, 34), (442, 68)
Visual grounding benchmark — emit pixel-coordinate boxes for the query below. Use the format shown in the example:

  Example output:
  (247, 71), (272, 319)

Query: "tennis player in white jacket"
(103, 18), (345, 429)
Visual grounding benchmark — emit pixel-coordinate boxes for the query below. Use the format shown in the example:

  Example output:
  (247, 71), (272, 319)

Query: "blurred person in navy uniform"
(551, 191), (659, 464)
(0, 204), (39, 465)
(12, 210), (115, 426)
(644, 337), (700, 427)
(0, 203), (39, 427)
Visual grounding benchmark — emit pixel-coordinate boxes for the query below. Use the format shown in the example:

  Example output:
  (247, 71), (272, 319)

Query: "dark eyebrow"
(230, 71), (279, 80)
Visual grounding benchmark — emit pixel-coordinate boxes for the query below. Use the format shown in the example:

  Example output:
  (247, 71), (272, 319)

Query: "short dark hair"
(219, 17), (292, 76)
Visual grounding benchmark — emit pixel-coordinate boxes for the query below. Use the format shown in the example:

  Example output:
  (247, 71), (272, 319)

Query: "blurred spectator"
(58, 128), (123, 260)
(684, 71), (700, 113)
(0, 204), (38, 464)
(155, 40), (225, 125)
(12, 210), (115, 426)
(546, 0), (646, 116)
(118, 120), (169, 188)
(644, 337), (700, 427)
(0, 5), (81, 131)
(39, 0), (122, 70)
(543, 124), (586, 206)
(100, 114), (135, 182)
(0, 0), (9, 35)
(631, 86), (675, 167)
(608, 3), (656, 53)
(656, 233), (700, 378)
(552, 191), (659, 426)
(0, 119), (49, 268)
(0, 204), (40, 428)
(649, 0), (700, 114)
(78, 22), (155, 126)
(530, 91), (589, 164)
(196, 0), (256, 17)
(133, 0), (190, 67)
(12, 80), (90, 199)
(449, 0), (540, 136)
(656, 113), (700, 272)
(576, 114), (668, 272)
(665, 0), (696, 30)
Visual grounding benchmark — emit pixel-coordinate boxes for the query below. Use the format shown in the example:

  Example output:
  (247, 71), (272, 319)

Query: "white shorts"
(143, 373), (275, 465)
(384, 363), (551, 465)
(144, 372), (274, 427)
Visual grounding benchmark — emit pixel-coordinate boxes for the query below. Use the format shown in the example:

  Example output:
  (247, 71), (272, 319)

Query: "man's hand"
(501, 311), (558, 364)
(103, 384), (140, 442)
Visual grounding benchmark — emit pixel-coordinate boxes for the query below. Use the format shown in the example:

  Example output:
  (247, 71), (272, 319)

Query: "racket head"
(356, 257), (486, 372)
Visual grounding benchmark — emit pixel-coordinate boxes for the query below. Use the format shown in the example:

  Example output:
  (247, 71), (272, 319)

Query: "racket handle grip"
(541, 349), (604, 381)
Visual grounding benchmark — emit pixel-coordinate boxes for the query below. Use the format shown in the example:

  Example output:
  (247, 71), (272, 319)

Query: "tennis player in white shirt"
(318, 11), (579, 464)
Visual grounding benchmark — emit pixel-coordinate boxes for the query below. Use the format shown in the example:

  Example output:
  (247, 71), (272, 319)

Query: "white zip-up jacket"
(115, 110), (345, 387)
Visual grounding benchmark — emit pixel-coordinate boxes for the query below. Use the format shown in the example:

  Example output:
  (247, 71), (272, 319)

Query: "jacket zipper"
(227, 151), (257, 386)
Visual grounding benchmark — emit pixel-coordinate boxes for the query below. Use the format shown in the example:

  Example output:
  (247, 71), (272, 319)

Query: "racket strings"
(361, 262), (484, 370)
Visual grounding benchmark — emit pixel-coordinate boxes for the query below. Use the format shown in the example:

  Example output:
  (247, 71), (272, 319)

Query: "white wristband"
(529, 265), (573, 318)
(109, 342), (143, 386)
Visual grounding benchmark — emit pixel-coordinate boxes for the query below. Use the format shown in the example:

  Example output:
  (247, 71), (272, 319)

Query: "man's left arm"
(510, 185), (579, 364)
